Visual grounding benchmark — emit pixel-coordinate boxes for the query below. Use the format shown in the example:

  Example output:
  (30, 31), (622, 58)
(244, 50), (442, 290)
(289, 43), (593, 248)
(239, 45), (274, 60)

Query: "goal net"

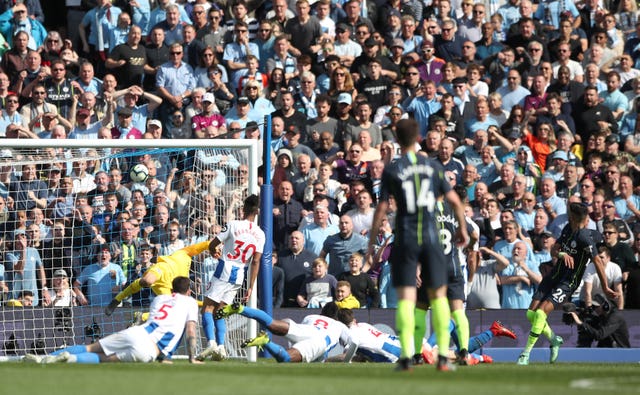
(0, 139), (261, 362)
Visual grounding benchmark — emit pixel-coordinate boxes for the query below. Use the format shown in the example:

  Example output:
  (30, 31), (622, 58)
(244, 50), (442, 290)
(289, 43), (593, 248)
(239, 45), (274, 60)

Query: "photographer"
(565, 294), (630, 348)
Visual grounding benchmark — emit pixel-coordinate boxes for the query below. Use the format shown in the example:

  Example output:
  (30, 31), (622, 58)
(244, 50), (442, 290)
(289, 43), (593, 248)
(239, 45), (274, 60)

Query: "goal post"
(0, 138), (272, 362)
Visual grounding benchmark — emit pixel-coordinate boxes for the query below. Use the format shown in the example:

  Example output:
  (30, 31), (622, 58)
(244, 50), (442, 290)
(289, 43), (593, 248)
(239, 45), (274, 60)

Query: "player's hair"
(335, 308), (354, 326)
(568, 202), (589, 220)
(337, 280), (351, 290)
(320, 301), (339, 318)
(172, 276), (191, 294)
(395, 119), (419, 148)
(243, 194), (260, 216)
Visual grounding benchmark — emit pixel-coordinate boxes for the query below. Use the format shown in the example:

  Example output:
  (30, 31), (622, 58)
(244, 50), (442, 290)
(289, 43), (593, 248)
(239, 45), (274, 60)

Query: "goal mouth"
(0, 139), (261, 362)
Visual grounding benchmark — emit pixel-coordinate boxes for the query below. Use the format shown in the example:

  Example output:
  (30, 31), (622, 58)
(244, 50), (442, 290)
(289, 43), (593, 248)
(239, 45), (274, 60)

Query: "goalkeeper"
(104, 239), (211, 316)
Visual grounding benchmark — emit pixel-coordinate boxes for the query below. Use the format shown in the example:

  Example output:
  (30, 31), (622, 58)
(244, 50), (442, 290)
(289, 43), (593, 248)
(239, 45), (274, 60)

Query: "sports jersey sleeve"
(181, 240), (210, 257)
(580, 230), (600, 260)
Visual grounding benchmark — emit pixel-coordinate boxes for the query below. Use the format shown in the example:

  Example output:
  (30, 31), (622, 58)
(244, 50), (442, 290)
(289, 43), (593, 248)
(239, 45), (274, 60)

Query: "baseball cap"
(337, 92), (352, 105)
(452, 76), (468, 85)
(238, 96), (250, 104)
(202, 92), (215, 103)
(246, 121), (259, 130)
(551, 150), (568, 161)
(388, 9), (401, 18)
(53, 269), (68, 278)
(336, 23), (349, 33)
(605, 134), (620, 144)
(286, 125), (300, 134)
(49, 165), (62, 173)
(77, 108), (90, 116)
(508, 130), (522, 140)
(391, 38), (405, 49)
(422, 40), (434, 49)
(364, 37), (378, 47)
(148, 119), (162, 128)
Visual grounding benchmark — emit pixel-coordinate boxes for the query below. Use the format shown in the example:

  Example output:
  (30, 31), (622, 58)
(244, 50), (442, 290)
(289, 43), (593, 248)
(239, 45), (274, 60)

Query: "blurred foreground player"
(368, 119), (469, 371)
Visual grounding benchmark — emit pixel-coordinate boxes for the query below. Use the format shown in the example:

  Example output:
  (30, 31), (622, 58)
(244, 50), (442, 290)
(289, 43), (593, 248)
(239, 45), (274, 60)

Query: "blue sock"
(75, 352), (101, 364)
(202, 312), (215, 342)
(214, 318), (226, 346)
(448, 320), (460, 351)
(468, 330), (493, 354)
(263, 342), (290, 362)
(427, 319), (457, 348)
(240, 306), (273, 327)
(51, 345), (87, 355)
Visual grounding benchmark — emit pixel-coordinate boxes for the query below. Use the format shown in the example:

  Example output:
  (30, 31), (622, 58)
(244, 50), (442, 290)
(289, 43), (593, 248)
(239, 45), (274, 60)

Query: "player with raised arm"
(25, 277), (201, 364)
(367, 119), (469, 371)
(197, 194), (265, 361)
(104, 240), (211, 316)
(216, 301), (358, 363)
(517, 202), (620, 365)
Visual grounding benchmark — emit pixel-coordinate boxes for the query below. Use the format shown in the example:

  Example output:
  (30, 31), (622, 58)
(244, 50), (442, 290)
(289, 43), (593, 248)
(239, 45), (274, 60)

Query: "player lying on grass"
(216, 301), (358, 363)
(25, 277), (201, 364)
(335, 308), (516, 364)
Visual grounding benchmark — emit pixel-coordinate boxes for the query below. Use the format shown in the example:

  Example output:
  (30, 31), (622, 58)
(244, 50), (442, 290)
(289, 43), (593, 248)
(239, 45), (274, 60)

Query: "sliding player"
(336, 308), (515, 364)
(197, 194), (265, 361)
(25, 277), (201, 364)
(216, 302), (358, 363)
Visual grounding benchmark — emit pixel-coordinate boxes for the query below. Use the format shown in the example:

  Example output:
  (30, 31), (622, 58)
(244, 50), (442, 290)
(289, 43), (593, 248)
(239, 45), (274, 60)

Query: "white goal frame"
(0, 138), (260, 362)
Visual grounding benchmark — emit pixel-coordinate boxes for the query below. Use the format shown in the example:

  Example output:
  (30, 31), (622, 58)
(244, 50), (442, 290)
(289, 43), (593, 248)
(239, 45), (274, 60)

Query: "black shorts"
(533, 275), (574, 308)
(391, 237), (447, 289)
(447, 272), (465, 301)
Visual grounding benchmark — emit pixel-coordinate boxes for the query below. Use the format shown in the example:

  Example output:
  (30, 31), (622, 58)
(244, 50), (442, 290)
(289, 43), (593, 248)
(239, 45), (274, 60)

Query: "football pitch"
(3, 361), (639, 395)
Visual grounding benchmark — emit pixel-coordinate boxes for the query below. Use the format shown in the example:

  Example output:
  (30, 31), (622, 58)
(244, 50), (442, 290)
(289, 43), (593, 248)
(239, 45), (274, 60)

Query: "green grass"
(3, 361), (639, 395)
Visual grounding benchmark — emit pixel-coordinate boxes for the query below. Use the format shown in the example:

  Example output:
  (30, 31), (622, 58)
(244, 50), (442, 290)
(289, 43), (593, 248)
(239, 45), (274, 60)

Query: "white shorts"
(204, 277), (242, 305)
(284, 319), (329, 363)
(99, 326), (159, 363)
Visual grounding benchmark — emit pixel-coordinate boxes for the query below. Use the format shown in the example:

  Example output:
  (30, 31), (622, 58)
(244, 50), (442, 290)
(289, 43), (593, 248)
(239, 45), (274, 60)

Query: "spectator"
(499, 240), (540, 308)
(467, 246), (508, 309)
(334, 280), (360, 308)
(272, 180), (304, 252)
(581, 245), (624, 309)
(73, 244), (126, 306)
(320, 214), (367, 276)
(601, 222), (636, 273)
(5, 229), (48, 306)
(156, 42), (196, 125)
(296, 257), (336, 308)
(277, 231), (316, 307)
(613, 175), (640, 222)
(300, 204), (339, 256)
(337, 252), (379, 307)
(43, 269), (76, 307)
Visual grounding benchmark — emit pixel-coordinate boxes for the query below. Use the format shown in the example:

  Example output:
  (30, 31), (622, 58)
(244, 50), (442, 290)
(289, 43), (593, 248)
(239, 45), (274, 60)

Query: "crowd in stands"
(1, 0), (640, 311)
